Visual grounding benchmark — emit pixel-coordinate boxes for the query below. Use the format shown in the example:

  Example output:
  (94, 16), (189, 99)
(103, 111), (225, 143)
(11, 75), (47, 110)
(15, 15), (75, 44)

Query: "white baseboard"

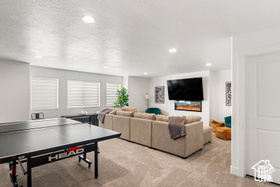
(230, 165), (240, 176)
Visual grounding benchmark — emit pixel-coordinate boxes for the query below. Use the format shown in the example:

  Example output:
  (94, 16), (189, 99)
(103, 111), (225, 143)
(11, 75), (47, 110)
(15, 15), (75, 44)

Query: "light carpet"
(0, 138), (277, 187)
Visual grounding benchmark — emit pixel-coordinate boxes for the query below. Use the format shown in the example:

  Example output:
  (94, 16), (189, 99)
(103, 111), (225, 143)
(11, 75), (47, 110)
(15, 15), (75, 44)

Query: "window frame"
(67, 80), (100, 108)
(31, 76), (59, 110)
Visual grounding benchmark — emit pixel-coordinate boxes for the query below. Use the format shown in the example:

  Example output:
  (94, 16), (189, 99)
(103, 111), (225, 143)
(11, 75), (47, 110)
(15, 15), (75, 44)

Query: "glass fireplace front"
(175, 100), (202, 112)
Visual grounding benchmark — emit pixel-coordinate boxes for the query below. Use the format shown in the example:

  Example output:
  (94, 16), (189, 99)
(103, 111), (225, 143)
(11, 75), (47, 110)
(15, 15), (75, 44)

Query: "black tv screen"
(167, 77), (204, 101)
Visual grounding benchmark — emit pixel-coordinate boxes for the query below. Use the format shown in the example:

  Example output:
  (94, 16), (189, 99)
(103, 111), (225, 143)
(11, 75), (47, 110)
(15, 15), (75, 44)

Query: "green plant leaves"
(114, 87), (129, 108)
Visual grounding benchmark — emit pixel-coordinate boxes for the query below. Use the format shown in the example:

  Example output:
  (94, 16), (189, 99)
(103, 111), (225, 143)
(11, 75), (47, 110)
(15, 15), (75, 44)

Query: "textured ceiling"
(1, 0), (280, 77)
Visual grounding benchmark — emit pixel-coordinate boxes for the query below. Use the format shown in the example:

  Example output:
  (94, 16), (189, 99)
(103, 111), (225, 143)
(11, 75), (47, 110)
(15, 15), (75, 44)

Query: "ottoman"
(210, 120), (224, 133)
(216, 127), (231, 140)
(203, 126), (212, 144)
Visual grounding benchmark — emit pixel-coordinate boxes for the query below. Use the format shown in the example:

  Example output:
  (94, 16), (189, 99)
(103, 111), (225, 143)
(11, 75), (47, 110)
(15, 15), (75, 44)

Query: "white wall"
(232, 25), (280, 177)
(209, 70), (232, 122)
(128, 76), (149, 113)
(31, 66), (123, 118)
(0, 59), (30, 123)
(148, 71), (211, 126)
(123, 75), (128, 89)
(148, 76), (170, 115)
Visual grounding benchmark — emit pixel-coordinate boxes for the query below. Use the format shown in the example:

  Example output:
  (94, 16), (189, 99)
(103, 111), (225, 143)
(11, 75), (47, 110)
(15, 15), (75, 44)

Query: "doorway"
(246, 52), (280, 184)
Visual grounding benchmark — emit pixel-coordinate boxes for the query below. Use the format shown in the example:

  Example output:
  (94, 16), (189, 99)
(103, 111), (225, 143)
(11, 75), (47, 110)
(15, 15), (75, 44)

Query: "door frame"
(232, 44), (280, 177)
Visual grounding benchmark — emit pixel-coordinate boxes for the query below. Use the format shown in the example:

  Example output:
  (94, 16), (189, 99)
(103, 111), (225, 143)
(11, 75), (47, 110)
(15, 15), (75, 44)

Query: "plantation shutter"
(31, 77), (58, 110)
(67, 80), (100, 108)
(106, 83), (121, 106)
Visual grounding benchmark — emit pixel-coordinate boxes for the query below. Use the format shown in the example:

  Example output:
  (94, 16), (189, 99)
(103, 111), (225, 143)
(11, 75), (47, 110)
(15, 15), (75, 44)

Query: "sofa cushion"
(109, 110), (117, 115)
(113, 115), (130, 140)
(99, 114), (114, 130)
(203, 125), (212, 134)
(116, 110), (134, 117)
(130, 118), (152, 147)
(156, 115), (169, 122)
(134, 112), (156, 120)
(108, 108), (122, 111)
(185, 115), (202, 124)
(122, 107), (138, 112)
(203, 126), (212, 144)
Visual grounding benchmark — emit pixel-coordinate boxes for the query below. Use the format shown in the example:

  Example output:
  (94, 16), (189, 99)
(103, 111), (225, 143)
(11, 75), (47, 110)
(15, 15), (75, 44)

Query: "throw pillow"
(134, 112), (156, 120)
(122, 107), (138, 112)
(156, 115), (169, 122)
(116, 110), (134, 117)
(185, 115), (202, 124)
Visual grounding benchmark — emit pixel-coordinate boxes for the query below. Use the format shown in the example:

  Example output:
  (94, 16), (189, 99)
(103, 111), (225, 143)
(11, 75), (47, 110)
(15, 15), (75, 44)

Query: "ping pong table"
(0, 118), (121, 187)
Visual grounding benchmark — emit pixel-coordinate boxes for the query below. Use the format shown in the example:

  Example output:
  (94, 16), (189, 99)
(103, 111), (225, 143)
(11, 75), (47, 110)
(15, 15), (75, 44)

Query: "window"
(106, 83), (121, 106)
(31, 77), (58, 110)
(67, 80), (100, 108)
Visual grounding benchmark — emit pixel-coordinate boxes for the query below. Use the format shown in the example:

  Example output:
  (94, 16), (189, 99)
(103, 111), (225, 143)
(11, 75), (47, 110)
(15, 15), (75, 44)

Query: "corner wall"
(0, 59), (30, 123)
(127, 76), (149, 113)
(209, 70), (232, 122)
(147, 75), (170, 115)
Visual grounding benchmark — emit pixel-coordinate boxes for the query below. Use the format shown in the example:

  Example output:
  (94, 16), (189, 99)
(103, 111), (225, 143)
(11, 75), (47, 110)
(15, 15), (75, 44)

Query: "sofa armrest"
(152, 121), (185, 157)
(185, 121), (203, 157)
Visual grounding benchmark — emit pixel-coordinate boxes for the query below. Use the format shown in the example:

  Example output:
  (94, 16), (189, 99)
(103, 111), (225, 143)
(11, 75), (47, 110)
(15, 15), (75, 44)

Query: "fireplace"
(175, 100), (202, 112)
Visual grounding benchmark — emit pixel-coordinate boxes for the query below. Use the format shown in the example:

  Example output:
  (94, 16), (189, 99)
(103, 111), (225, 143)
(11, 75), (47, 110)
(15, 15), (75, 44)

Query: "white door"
(246, 52), (280, 184)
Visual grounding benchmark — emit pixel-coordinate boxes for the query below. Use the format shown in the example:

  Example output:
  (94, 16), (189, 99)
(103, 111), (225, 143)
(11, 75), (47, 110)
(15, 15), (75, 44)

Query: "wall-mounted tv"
(167, 77), (204, 101)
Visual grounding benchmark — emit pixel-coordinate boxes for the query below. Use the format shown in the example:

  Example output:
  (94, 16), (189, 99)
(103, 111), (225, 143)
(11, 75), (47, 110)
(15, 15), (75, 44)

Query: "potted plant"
(114, 87), (129, 108)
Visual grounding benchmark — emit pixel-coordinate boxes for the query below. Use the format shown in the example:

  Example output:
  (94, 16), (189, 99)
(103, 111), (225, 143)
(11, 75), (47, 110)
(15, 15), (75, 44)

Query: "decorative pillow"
(134, 112), (156, 120)
(116, 110), (134, 117)
(122, 107), (138, 112)
(156, 115), (169, 122)
(185, 115), (202, 124)
(109, 110), (116, 115)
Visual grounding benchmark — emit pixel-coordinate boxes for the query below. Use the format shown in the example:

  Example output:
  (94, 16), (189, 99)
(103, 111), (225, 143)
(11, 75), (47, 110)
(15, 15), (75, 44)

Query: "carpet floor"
(0, 138), (278, 187)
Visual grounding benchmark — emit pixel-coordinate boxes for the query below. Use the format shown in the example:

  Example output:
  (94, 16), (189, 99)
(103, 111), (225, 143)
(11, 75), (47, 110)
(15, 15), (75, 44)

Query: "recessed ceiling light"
(35, 55), (42, 58)
(103, 66), (108, 69)
(206, 63), (212, 66)
(144, 72), (148, 75)
(169, 48), (177, 53)
(82, 16), (95, 23)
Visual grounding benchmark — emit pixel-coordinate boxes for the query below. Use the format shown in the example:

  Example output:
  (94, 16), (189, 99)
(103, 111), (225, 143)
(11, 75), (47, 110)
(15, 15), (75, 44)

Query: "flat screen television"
(167, 77), (204, 101)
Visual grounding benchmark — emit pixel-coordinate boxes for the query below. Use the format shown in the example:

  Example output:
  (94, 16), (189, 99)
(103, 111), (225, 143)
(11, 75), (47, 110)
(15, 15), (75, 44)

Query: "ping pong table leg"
(27, 157), (32, 187)
(9, 159), (19, 187)
(94, 142), (98, 178)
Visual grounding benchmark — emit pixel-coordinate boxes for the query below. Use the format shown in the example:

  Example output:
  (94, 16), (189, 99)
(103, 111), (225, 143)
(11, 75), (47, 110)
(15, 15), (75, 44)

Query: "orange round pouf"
(210, 120), (225, 133)
(216, 127), (231, 140)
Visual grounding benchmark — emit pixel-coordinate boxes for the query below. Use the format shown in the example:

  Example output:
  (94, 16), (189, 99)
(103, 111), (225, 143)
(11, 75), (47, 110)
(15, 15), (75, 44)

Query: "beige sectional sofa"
(99, 108), (206, 158)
